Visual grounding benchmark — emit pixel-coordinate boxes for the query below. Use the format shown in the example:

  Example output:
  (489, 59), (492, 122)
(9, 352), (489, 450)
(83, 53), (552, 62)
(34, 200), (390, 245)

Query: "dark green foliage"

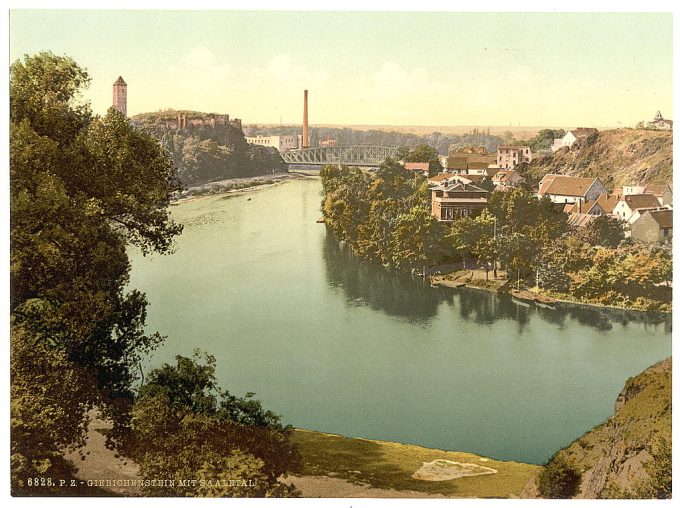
(321, 160), (436, 269)
(10, 52), (181, 491)
(128, 351), (301, 497)
(137, 112), (286, 185)
(577, 214), (626, 248)
(538, 455), (582, 498)
(401, 143), (443, 176)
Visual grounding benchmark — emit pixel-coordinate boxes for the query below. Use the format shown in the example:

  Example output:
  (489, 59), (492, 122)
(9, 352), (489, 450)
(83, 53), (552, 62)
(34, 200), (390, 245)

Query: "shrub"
(538, 455), (582, 499)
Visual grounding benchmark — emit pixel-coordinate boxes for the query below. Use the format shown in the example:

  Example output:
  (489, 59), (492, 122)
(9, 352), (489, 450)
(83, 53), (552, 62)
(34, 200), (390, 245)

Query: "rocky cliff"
(540, 357), (671, 499)
(132, 110), (286, 185)
(527, 129), (672, 188)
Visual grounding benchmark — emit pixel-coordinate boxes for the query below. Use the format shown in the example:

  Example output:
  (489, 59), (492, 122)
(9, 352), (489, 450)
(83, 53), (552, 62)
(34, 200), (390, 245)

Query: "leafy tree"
(10, 52), (182, 491)
(402, 143), (442, 176)
(390, 206), (443, 271)
(577, 215), (626, 248)
(127, 351), (301, 497)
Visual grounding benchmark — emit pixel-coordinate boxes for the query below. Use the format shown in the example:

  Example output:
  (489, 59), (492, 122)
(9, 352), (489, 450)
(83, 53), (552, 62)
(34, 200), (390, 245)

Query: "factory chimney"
(302, 89), (309, 149)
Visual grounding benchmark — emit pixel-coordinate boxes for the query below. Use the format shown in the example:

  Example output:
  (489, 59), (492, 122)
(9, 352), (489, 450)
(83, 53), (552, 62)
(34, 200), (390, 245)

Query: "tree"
(10, 52), (182, 491)
(390, 206), (443, 271)
(127, 351), (301, 497)
(402, 143), (442, 176)
(577, 215), (626, 248)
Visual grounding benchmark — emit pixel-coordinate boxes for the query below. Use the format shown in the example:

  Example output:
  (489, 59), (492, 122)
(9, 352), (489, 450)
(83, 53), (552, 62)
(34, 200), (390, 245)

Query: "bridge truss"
(282, 145), (399, 166)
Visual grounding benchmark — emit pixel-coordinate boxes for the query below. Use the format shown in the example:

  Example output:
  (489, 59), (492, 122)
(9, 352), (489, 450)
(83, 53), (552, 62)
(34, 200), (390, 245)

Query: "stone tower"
(113, 76), (127, 117)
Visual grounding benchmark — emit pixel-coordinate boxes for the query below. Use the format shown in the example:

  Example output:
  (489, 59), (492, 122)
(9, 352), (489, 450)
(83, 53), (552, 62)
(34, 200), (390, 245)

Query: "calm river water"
(129, 177), (671, 464)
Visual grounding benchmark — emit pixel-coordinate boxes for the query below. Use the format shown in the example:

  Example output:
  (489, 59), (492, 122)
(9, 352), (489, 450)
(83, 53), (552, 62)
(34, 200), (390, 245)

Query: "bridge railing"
(282, 145), (399, 165)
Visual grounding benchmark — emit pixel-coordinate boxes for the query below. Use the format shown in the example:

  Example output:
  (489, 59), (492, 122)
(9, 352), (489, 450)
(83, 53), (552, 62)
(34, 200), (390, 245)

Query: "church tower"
(113, 76), (127, 117)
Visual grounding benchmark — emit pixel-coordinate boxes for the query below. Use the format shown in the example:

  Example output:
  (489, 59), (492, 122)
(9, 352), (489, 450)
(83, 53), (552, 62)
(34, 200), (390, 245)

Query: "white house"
(612, 194), (663, 222)
(561, 128), (598, 148)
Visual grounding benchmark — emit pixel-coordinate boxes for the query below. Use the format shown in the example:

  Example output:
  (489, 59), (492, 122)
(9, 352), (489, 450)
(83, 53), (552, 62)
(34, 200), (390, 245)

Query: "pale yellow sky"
(10, 10), (674, 128)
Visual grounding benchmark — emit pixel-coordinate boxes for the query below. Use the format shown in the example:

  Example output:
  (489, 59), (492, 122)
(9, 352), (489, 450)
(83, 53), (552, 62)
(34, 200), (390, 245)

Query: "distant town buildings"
(404, 162), (430, 177)
(637, 111), (673, 131)
(245, 135), (299, 153)
(113, 76), (127, 117)
(496, 146), (532, 169)
(560, 128), (599, 149)
(492, 169), (524, 190)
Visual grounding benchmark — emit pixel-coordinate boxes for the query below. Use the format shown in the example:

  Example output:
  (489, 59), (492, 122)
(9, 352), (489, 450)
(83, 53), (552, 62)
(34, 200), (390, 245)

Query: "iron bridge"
(282, 145), (399, 166)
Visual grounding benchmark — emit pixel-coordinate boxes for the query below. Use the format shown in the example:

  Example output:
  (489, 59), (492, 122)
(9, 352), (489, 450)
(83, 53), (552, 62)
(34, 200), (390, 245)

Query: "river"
(128, 177), (671, 464)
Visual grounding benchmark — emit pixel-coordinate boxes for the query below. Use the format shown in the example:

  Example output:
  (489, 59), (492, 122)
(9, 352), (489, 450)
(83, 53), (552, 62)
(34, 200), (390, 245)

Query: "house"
(612, 194), (663, 222)
(564, 199), (605, 216)
(537, 174), (608, 204)
(430, 178), (489, 222)
(428, 173), (459, 187)
(595, 193), (619, 215)
(446, 152), (497, 174)
(550, 138), (564, 152)
(561, 128), (598, 148)
(404, 162), (430, 177)
(630, 209), (673, 244)
(492, 169), (524, 190)
(643, 184), (673, 206)
(628, 206), (670, 226)
(496, 146), (532, 169)
(642, 111), (673, 131)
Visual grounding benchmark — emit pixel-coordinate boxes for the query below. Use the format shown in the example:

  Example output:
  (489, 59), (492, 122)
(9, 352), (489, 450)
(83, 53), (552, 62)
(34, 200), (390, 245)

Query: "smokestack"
(302, 89), (309, 149)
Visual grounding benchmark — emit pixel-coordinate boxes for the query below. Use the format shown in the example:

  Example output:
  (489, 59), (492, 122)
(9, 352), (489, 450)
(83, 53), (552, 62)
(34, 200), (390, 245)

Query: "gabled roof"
(538, 174), (601, 198)
(622, 194), (661, 211)
(596, 194), (619, 214)
(648, 209), (673, 229)
(644, 184), (671, 197)
(113, 76), (127, 86)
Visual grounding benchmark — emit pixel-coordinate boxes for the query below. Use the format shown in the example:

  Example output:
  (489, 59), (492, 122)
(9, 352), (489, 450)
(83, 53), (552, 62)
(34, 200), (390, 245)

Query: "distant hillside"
(527, 129), (672, 188)
(133, 110), (286, 185)
(538, 358), (671, 499)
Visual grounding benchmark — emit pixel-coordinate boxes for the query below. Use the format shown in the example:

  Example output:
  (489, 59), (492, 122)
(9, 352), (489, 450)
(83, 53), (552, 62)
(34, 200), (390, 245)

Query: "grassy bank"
(291, 429), (541, 498)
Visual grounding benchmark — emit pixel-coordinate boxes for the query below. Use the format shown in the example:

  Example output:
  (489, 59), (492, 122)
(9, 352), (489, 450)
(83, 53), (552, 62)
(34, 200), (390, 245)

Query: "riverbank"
(63, 416), (540, 498)
(172, 171), (312, 204)
(429, 267), (670, 314)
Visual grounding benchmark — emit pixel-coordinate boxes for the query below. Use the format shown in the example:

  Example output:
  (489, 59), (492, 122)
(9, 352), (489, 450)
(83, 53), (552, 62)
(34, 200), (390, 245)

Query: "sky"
(9, 9), (674, 128)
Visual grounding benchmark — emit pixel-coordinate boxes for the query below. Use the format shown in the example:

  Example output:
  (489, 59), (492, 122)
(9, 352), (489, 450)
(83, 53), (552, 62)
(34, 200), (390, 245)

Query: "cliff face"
(527, 129), (672, 188)
(132, 111), (286, 185)
(548, 358), (671, 498)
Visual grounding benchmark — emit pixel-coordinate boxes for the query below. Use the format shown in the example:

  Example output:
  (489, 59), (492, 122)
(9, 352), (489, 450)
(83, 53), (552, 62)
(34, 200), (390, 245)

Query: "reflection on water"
(322, 233), (671, 335)
(132, 178), (671, 464)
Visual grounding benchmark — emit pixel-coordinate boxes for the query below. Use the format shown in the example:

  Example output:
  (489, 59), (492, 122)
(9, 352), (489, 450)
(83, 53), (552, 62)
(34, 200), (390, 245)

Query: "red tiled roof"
(596, 194), (619, 214)
(404, 162), (429, 171)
